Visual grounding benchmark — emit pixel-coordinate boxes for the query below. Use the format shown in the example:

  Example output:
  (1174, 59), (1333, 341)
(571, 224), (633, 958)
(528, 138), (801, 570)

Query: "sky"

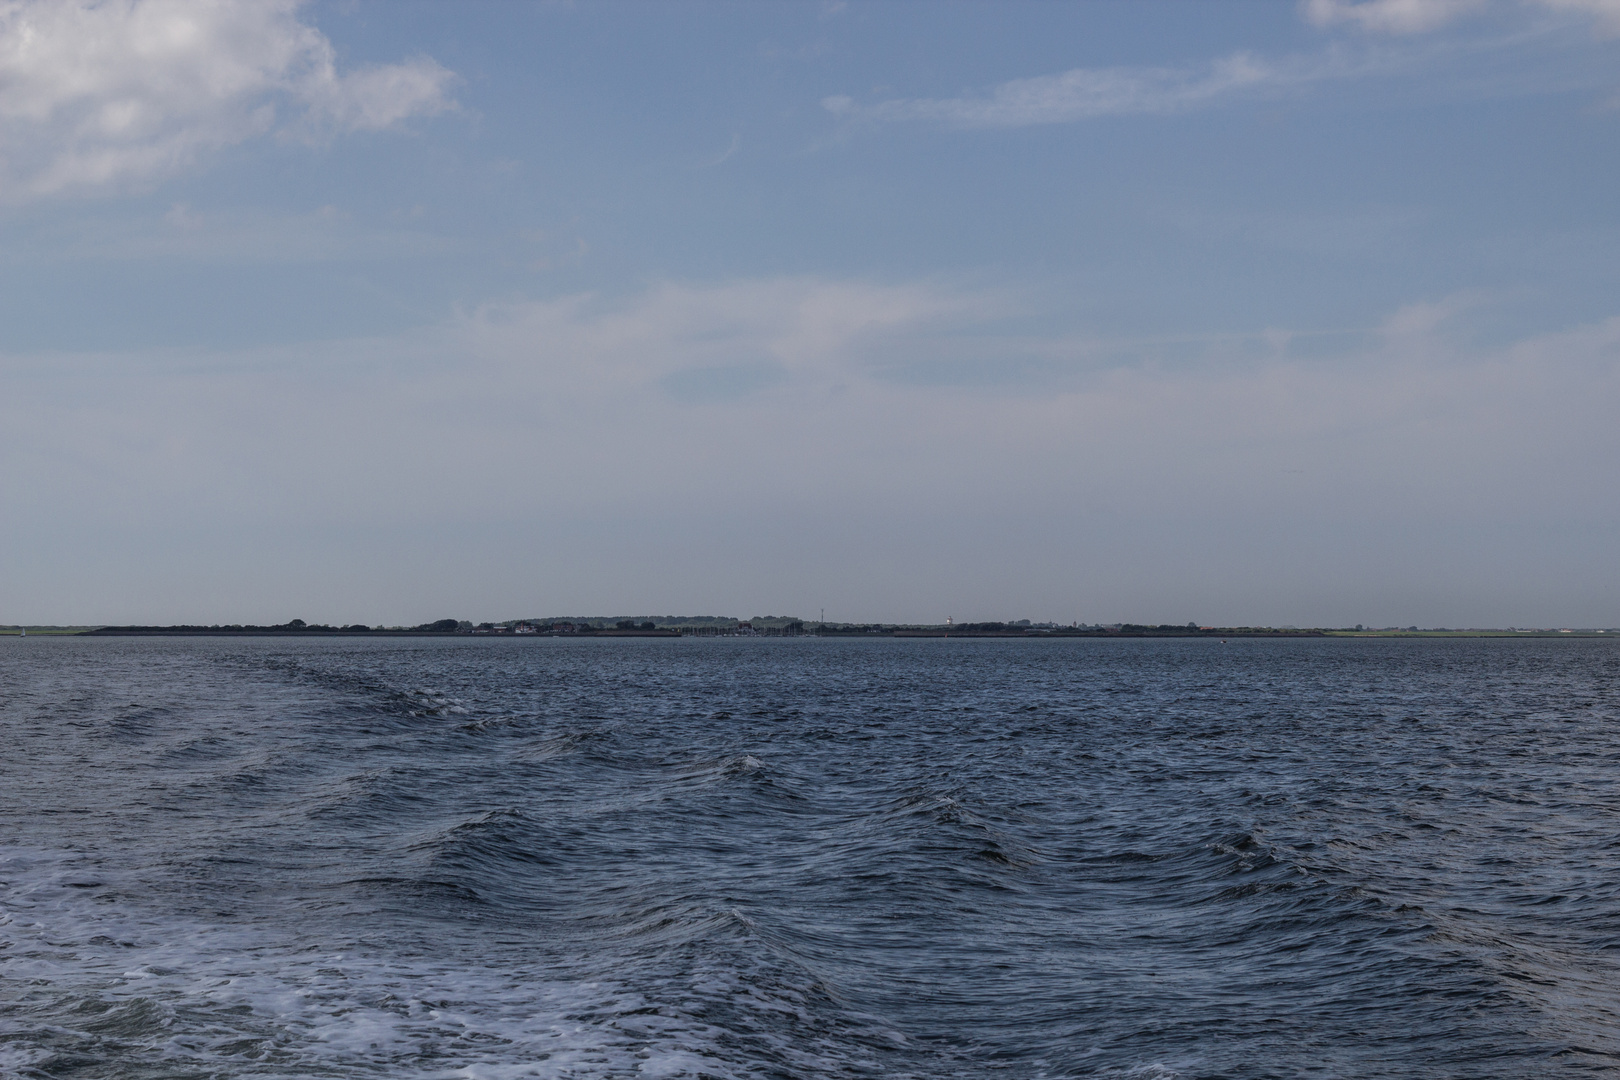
(1, 0), (1617, 628)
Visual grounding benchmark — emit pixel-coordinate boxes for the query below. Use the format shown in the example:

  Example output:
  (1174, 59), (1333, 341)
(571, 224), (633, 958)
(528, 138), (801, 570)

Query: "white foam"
(0, 846), (912, 1079)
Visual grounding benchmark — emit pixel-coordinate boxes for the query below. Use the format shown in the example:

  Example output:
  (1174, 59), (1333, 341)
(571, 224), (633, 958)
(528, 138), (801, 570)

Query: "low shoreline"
(31, 627), (1613, 639)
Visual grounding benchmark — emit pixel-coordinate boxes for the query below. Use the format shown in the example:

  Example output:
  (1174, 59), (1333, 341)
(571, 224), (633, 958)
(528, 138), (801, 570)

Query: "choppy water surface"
(2, 637), (1619, 1079)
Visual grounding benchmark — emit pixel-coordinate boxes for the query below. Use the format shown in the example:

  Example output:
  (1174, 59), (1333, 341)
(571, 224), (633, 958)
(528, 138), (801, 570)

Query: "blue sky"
(1, 0), (1617, 626)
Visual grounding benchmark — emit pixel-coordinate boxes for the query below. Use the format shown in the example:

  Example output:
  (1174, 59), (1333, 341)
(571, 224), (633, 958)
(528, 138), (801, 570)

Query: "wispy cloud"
(826, 0), (1620, 130)
(453, 277), (1005, 398)
(823, 53), (1292, 128)
(1535, 0), (1620, 36)
(1303, 0), (1620, 35)
(0, 0), (455, 200)
(1302, 0), (1489, 34)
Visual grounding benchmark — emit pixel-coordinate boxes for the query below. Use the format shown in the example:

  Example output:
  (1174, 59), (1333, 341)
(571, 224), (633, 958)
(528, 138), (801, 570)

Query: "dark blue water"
(2, 636), (1618, 1079)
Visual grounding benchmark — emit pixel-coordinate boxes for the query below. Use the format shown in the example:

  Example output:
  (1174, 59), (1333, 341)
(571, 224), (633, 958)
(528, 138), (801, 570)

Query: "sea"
(2, 635), (1618, 1079)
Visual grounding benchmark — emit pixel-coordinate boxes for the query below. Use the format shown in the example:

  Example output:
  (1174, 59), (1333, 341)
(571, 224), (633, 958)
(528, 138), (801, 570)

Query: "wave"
(0, 846), (935, 1080)
(12, 635), (1620, 1077)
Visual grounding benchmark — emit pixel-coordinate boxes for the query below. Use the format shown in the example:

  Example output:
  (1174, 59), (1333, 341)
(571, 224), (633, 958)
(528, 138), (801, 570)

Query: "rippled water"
(2, 636), (1618, 1079)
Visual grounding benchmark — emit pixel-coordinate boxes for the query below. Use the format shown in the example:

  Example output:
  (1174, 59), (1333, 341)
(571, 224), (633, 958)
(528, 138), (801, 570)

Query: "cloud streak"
(1534, 0), (1620, 35)
(0, 0), (454, 199)
(1302, 0), (1489, 34)
(1304, 0), (1620, 35)
(826, 0), (1620, 130)
(823, 53), (1289, 128)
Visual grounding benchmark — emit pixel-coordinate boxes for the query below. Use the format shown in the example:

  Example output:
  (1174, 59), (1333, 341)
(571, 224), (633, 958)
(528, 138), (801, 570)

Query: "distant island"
(13, 618), (1609, 638)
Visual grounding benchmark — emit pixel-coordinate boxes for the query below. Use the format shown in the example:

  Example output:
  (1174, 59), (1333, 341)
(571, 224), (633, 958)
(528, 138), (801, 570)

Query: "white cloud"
(1301, 0), (1486, 34)
(451, 277), (1005, 400)
(824, 53), (1287, 127)
(296, 51), (454, 134)
(1534, 0), (1620, 35)
(0, 0), (453, 199)
(1303, 0), (1620, 35)
(828, 0), (1620, 134)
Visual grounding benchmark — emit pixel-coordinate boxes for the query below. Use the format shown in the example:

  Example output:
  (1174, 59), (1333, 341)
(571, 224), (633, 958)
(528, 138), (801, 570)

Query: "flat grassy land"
(1322, 630), (1613, 638)
(0, 627), (101, 635)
